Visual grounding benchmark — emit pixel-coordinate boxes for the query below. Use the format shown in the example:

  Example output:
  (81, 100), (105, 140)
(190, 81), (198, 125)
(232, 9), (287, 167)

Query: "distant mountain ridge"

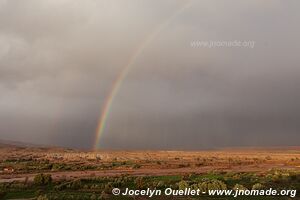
(0, 139), (77, 152)
(0, 139), (45, 148)
(0, 139), (299, 152)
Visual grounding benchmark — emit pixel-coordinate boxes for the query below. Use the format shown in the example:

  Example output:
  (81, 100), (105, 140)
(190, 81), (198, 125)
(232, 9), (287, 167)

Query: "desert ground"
(0, 145), (300, 199)
(1, 147), (300, 181)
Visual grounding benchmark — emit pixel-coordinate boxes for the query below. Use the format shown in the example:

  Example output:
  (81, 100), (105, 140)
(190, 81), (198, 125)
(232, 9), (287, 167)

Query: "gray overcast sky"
(0, 0), (300, 150)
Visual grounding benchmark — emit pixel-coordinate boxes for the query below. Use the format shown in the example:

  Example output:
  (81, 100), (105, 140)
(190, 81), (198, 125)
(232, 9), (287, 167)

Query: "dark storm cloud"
(0, 0), (300, 149)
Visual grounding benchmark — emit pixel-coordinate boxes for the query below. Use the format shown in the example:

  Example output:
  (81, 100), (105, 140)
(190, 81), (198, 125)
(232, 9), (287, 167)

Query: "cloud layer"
(0, 0), (300, 149)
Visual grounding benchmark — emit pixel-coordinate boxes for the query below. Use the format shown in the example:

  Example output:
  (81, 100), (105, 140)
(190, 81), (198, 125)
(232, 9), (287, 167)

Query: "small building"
(3, 167), (15, 173)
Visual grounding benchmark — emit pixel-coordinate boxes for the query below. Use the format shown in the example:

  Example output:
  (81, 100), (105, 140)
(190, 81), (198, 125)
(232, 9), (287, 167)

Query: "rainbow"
(93, 1), (193, 150)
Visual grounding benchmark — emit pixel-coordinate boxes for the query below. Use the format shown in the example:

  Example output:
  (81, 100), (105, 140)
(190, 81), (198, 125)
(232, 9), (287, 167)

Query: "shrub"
(132, 164), (141, 169)
(100, 191), (108, 200)
(54, 182), (69, 191)
(265, 156), (272, 160)
(104, 182), (112, 194)
(90, 194), (97, 200)
(178, 164), (190, 168)
(34, 174), (52, 186)
(233, 184), (247, 191)
(135, 177), (145, 189)
(35, 189), (44, 196)
(37, 195), (49, 200)
(156, 181), (165, 189)
(178, 180), (188, 190)
(198, 180), (227, 192)
(195, 162), (204, 167)
(252, 183), (264, 190)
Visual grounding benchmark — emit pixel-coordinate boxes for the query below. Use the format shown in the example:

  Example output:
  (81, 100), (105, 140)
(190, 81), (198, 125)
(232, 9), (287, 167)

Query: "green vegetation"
(0, 158), (146, 174)
(0, 170), (299, 199)
(34, 174), (52, 186)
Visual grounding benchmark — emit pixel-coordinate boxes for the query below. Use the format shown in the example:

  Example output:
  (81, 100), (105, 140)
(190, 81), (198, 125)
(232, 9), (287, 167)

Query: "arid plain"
(1, 144), (300, 199)
(1, 145), (300, 183)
